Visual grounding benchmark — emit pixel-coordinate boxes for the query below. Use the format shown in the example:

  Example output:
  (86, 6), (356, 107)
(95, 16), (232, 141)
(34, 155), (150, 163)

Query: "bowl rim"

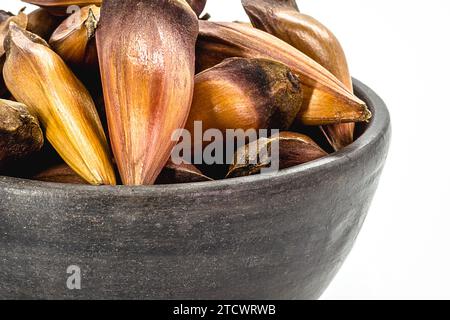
(0, 78), (390, 195)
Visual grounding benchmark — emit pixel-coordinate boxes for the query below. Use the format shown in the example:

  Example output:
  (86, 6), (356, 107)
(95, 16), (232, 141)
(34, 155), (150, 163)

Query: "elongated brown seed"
(227, 131), (327, 178)
(0, 98), (44, 164)
(242, 0), (352, 89)
(27, 8), (65, 41)
(50, 6), (104, 127)
(241, 0), (355, 150)
(156, 159), (213, 185)
(49, 5), (100, 68)
(33, 163), (88, 184)
(96, 0), (198, 185)
(186, 57), (303, 138)
(197, 21), (371, 126)
(3, 23), (116, 185)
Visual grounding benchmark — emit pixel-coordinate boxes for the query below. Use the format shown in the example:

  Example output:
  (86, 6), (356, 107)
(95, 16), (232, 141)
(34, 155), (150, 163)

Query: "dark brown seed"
(49, 5), (100, 68)
(227, 131), (327, 178)
(156, 160), (213, 185)
(26, 8), (64, 41)
(0, 99), (44, 165)
(33, 163), (88, 184)
(186, 57), (303, 138)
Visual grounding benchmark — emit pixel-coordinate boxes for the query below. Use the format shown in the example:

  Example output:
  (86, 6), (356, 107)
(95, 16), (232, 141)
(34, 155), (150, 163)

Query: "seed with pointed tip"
(320, 123), (354, 151)
(0, 98), (44, 165)
(186, 57), (303, 140)
(27, 8), (65, 41)
(33, 163), (88, 184)
(156, 159), (213, 185)
(49, 5), (100, 68)
(187, 0), (207, 17)
(3, 23), (116, 185)
(96, 0), (198, 186)
(242, 0), (352, 89)
(197, 21), (371, 126)
(50, 6), (104, 127)
(241, 0), (356, 151)
(226, 131), (327, 178)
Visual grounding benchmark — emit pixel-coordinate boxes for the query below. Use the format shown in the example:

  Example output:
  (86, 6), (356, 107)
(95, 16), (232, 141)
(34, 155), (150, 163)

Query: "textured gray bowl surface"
(0, 79), (391, 300)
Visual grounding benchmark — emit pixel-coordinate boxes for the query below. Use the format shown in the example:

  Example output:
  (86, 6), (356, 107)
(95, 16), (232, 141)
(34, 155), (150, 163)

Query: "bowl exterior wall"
(0, 80), (391, 299)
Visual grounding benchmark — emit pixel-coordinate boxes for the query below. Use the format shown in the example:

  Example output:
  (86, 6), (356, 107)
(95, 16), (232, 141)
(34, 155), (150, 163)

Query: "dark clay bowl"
(0, 79), (391, 300)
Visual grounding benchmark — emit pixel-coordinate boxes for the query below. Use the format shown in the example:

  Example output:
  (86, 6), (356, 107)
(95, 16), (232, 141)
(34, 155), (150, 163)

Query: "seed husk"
(49, 5), (100, 68)
(226, 131), (327, 178)
(155, 159), (213, 185)
(96, 0), (198, 185)
(0, 98), (44, 165)
(26, 8), (64, 41)
(33, 163), (88, 184)
(241, 0), (355, 150)
(186, 57), (303, 138)
(3, 23), (116, 185)
(197, 21), (371, 126)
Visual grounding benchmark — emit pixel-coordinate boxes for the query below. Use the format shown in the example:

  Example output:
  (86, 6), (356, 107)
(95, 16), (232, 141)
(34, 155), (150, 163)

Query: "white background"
(4, 0), (450, 300)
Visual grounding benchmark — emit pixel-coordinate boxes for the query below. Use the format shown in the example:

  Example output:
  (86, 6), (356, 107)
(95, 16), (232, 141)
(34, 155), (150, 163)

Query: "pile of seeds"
(0, 0), (370, 186)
